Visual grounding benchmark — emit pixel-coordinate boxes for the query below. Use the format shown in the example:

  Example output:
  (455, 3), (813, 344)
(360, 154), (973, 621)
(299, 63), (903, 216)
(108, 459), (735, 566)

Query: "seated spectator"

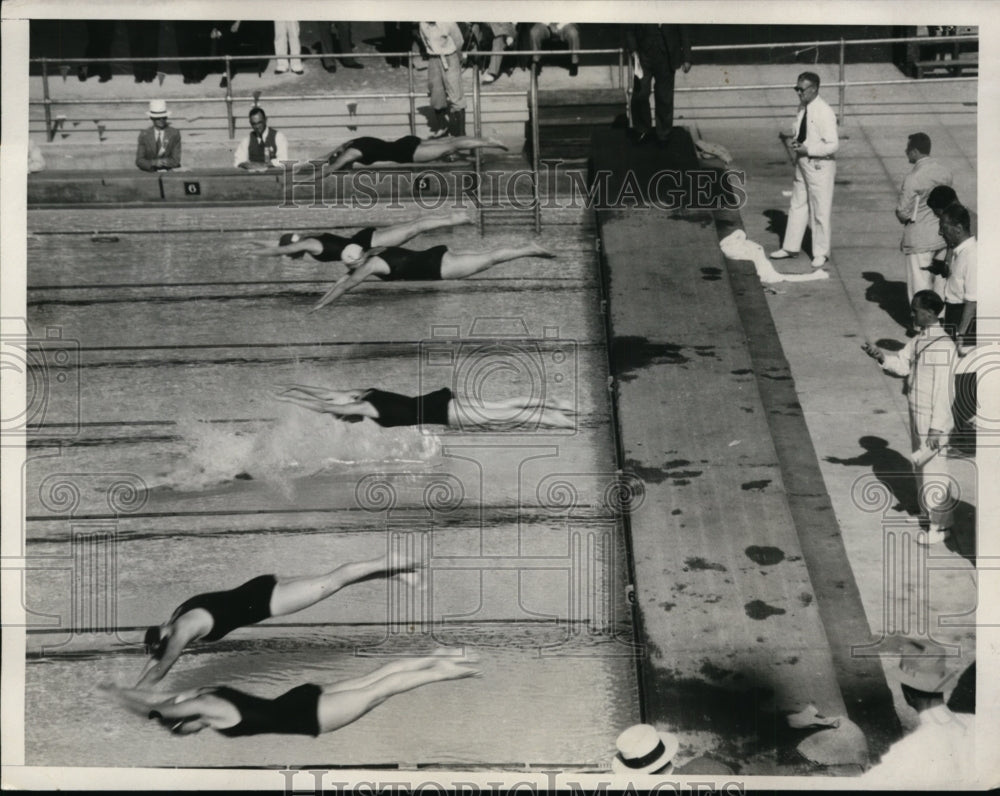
(28, 140), (46, 173)
(136, 100), (182, 172)
(234, 106), (289, 170)
(529, 22), (580, 77)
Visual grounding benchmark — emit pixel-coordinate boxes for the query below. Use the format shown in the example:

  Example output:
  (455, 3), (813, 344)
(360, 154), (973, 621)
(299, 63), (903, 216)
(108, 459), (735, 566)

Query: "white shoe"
(811, 256), (829, 268)
(917, 528), (951, 545)
(769, 249), (799, 260)
(482, 73), (498, 84)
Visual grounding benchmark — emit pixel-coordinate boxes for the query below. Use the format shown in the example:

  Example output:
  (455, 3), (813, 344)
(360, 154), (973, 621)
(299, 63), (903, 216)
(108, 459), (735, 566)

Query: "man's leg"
(274, 21), (291, 72)
(529, 24), (551, 67)
(631, 70), (654, 136)
(426, 57), (449, 135)
(806, 160), (835, 259)
(559, 24), (581, 66)
(287, 21), (303, 72)
(781, 164), (809, 254)
(905, 251), (935, 303)
(652, 60), (677, 139)
(443, 53), (467, 137)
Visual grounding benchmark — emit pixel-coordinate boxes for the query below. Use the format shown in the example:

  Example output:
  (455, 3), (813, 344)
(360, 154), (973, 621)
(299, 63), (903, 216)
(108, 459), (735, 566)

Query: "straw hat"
(612, 724), (679, 775)
(147, 99), (170, 118)
(895, 638), (950, 693)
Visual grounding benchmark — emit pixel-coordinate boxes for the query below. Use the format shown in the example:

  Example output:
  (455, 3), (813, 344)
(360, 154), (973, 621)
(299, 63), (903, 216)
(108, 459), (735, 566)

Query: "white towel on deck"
(719, 229), (830, 284)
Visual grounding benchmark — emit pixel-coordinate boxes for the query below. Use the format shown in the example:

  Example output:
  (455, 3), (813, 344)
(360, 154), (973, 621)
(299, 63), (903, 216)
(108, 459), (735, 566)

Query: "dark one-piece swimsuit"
(345, 135), (422, 164)
(300, 227), (376, 262)
(170, 574), (277, 641)
(361, 388), (453, 427)
(151, 684), (323, 737)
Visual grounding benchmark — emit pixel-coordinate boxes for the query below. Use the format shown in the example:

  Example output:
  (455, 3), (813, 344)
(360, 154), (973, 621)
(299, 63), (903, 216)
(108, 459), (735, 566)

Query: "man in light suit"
(136, 99), (182, 172)
(771, 71), (839, 269)
(626, 24), (692, 146)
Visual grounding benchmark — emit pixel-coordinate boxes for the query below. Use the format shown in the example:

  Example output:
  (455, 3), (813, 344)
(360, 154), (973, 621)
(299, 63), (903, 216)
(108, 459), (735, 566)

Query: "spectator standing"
(529, 23), (580, 77)
(626, 24), (692, 146)
(382, 22), (412, 68)
(135, 100), (182, 172)
(80, 20), (116, 82)
(859, 639), (972, 785)
(175, 21), (212, 84)
(895, 133), (953, 303)
(770, 72), (839, 269)
(234, 107), (289, 170)
(127, 21), (160, 83)
(330, 23), (363, 68)
(273, 20), (304, 74)
(862, 290), (956, 545)
(418, 23), (467, 138)
(938, 204), (977, 353)
(938, 203), (977, 449)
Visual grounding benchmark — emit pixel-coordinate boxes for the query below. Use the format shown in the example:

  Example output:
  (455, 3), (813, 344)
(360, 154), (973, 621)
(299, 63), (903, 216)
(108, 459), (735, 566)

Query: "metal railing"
(29, 33), (977, 232)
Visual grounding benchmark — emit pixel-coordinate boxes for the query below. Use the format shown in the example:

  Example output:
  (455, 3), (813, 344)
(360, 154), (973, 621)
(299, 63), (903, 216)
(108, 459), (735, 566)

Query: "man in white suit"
(771, 71), (839, 269)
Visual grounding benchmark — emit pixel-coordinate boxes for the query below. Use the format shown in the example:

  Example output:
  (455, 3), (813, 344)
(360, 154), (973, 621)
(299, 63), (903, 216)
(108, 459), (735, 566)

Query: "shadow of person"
(416, 104), (448, 137)
(945, 499), (976, 566)
(947, 660), (975, 714)
(862, 271), (913, 332)
(824, 436), (919, 515)
(762, 209), (813, 257)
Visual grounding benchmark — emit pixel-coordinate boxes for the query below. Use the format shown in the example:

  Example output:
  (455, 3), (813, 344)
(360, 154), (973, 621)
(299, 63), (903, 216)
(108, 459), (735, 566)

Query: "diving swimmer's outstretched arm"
(135, 627), (195, 688)
(309, 260), (378, 312)
(246, 239), (324, 258)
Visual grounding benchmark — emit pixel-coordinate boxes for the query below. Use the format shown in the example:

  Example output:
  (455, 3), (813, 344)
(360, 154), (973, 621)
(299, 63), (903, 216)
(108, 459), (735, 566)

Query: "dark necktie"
(797, 105), (808, 144)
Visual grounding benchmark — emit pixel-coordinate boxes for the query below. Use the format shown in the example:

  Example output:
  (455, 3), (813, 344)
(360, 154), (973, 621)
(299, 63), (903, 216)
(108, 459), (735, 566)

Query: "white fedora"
(147, 99), (170, 118)
(612, 724), (680, 775)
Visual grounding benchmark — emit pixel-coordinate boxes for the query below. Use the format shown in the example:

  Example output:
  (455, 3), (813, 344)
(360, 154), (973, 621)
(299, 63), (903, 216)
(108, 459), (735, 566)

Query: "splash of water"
(158, 406), (442, 493)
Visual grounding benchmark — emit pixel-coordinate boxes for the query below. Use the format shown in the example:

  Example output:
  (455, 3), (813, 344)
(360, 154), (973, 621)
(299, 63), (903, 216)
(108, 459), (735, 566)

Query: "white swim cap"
(342, 243), (364, 265)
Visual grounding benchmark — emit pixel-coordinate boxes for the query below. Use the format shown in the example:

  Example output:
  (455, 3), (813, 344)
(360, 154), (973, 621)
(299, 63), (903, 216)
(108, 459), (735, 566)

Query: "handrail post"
(224, 56), (235, 139)
(41, 58), (54, 142)
(473, 62), (484, 236)
(838, 37), (846, 123)
(530, 64), (542, 235)
(625, 48), (634, 127)
(618, 46), (624, 91)
(408, 53), (417, 136)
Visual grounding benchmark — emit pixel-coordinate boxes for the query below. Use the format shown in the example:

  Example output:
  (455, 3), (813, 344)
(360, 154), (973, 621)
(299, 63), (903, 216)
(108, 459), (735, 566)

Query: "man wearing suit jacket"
(626, 24), (692, 146)
(771, 72), (839, 269)
(136, 99), (182, 172)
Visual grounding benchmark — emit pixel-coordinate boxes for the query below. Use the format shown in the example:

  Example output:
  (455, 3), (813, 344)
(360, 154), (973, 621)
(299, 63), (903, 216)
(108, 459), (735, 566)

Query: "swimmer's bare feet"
(448, 210), (474, 227)
(486, 137), (509, 151)
(529, 242), (556, 258)
(432, 657), (482, 680)
(549, 395), (577, 413)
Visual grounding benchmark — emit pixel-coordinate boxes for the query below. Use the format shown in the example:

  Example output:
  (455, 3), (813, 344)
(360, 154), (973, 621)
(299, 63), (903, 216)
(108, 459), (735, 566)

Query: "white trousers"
(274, 21), (303, 72)
(782, 157), (835, 259)
(904, 250), (946, 303)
